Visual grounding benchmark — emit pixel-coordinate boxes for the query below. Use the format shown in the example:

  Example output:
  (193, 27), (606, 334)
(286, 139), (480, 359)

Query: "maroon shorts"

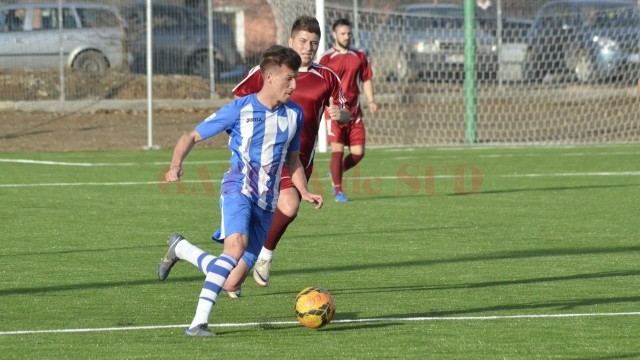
(327, 118), (366, 146)
(279, 165), (313, 190)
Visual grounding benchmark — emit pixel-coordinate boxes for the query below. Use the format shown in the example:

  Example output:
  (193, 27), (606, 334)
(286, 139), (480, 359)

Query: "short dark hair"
(260, 45), (301, 74)
(291, 15), (321, 38)
(332, 18), (351, 32)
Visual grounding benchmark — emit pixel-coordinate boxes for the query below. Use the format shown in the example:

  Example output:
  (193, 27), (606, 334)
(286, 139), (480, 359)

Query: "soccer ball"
(294, 287), (336, 329)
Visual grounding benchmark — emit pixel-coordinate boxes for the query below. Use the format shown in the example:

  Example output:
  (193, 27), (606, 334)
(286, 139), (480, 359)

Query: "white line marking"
(2, 150), (639, 167)
(0, 159), (228, 167)
(1, 312), (639, 335)
(1, 171), (639, 188)
(502, 172), (640, 177)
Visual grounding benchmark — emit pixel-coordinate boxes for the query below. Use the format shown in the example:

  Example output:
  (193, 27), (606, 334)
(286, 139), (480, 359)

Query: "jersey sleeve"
(232, 66), (263, 97)
(287, 107), (304, 152)
(194, 102), (239, 140)
(329, 69), (348, 109)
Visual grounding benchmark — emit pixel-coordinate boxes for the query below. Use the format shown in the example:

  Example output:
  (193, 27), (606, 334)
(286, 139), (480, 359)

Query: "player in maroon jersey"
(318, 18), (377, 202)
(223, 16), (350, 293)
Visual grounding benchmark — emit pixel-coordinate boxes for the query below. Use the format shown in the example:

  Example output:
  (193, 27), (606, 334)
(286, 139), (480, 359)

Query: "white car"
(0, 2), (130, 72)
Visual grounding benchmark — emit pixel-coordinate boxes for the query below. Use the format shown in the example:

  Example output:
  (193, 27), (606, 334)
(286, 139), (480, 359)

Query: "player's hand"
(302, 192), (323, 210)
(369, 101), (378, 114)
(165, 164), (183, 182)
(327, 96), (341, 122)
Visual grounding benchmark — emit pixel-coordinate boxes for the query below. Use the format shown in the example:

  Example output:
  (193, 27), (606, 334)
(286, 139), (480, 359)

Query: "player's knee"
(352, 152), (364, 165)
(278, 189), (301, 216)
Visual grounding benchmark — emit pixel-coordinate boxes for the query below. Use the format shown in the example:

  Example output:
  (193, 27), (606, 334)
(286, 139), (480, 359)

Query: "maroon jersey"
(318, 47), (373, 121)
(233, 63), (346, 168)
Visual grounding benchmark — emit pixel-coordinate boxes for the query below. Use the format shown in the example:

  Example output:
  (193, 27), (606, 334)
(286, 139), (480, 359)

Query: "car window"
(77, 8), (119, 28)
(404, 7), (465, 30)
(538, 3), (575, 29)
(31, 7), (77, 30)
(153, 7), (183, 30)
(577, 4), (640, 28)
(0, 8), (27, 32)
(183, 8), (207, 28)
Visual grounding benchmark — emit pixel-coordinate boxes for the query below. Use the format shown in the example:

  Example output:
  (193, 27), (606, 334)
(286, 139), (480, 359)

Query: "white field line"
(1, 312), (639, 336)
(0, 159), (228, 167)
(1, 172), (640, 188)
(2, 150), (640, 167)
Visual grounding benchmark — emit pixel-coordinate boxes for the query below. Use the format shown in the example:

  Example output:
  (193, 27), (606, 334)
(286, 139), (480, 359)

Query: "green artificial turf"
(1, 144), (639, 359)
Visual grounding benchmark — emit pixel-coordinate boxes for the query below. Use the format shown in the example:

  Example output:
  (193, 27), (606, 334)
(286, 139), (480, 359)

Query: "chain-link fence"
(1, 0), (639, 146)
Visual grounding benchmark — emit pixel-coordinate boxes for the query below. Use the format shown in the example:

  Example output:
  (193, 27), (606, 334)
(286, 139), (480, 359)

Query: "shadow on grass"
(273, 245), (640, 277)
(2, 245), (640, 297)
(473, 183), (640, 196)
(580, 354), (640, 360)
(355, 183), (640, 201)
(377, 294), (640, 318)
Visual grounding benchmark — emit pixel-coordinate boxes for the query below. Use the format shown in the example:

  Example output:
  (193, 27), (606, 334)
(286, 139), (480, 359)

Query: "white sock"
(176, 239), (217, 275)
(189, 254), (237, 328)
(258, 247), (274, 260)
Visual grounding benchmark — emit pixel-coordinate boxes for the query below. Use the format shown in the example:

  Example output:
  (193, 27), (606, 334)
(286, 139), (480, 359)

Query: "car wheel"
(394, 50), (410, 81)
(568, 50), (594, 83)
(189, 52), (221, 81)
(72, 51), (109, 72)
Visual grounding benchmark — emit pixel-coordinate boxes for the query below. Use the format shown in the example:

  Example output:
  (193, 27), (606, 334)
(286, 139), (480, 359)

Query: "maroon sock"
(330, 151), (344, 195)
(343, 153), (364, 172)
(262, 207), (297, 251)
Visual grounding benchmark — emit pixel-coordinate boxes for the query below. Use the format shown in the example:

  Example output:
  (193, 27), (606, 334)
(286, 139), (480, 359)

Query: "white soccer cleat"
(253, 258), (272, 287)
(226, 288), (242, 299)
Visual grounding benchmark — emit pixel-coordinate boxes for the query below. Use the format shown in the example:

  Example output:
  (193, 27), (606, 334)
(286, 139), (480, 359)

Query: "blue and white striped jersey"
(195, 94), (304, 211)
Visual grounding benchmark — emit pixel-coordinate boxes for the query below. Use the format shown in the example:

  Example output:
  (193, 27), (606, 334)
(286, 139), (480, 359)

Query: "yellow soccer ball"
(294, 287), (336, 329)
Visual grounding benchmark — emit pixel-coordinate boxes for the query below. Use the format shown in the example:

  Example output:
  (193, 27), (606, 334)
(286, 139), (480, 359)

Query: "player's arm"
(362, 79), (377, 113)
(165, 130), (203, 182)
(286, 150), (323, 209)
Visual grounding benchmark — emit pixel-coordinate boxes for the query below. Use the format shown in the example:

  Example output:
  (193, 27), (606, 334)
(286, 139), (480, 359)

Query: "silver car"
(0, 2), (130, 72)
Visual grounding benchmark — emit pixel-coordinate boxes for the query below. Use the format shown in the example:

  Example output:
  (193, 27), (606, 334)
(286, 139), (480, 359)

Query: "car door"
(0, 6), (32, 69)
(25, 6), (79, 69)
(152, 5), (189, 73)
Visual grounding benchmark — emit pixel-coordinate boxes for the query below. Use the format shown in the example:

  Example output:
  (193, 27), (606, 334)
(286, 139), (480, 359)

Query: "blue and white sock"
(175, 239), (217, 275)
(189, 253), (237, 328)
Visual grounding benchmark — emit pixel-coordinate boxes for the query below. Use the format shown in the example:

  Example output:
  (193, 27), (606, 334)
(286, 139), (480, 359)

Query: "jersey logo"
(278, 115), (289, 132)
(245, 117), (264, 123)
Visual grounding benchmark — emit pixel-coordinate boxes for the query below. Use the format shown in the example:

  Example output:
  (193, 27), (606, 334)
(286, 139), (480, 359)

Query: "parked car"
(524, 0), (640, 83)
(0, 2), (130, 72)
(122, 3), (246, 82)
(372, 4), (499, 81)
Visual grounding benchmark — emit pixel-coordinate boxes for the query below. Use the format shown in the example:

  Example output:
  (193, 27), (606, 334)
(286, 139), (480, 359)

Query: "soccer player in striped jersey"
(318, 18), (377, 203)
(226, 16), (350, 291)
(158, 45), (323, 336)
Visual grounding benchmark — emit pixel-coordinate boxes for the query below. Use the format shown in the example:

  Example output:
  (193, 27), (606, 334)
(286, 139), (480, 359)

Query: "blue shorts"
(211, 193), (274, 269)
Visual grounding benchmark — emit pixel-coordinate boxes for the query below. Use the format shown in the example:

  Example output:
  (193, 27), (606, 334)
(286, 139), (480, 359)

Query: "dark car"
(372, 4), (499, 81)
(122, 3), (245, 82)
(524, 0), (640, 83)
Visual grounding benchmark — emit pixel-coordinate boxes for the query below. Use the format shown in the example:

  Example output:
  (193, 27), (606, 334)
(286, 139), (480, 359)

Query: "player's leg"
(329, 141), (347, 200)
(186, 232), (245, 336)
(253, 185), (301, 286)
(225, 204), (274, 291)
(223, 259), (249, 298)
(185, 194), (251, 336)
(157, 233), (219, 281)
(343, 120), (366, 172)
(328, 119), (349, 202)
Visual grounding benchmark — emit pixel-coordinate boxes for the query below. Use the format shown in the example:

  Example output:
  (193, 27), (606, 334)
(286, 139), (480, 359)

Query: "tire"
(394, 50), (410, 81)
(189, 51), (220, 81)
(72, 51), (109, 72)
(567, 50), (595, 83)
